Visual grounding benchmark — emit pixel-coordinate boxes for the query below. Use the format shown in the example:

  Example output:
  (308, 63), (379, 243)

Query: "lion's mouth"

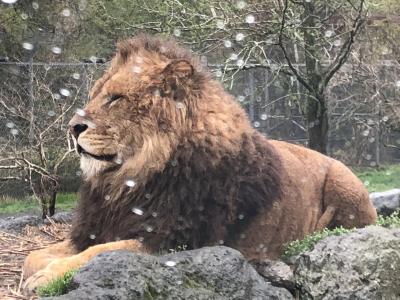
(77, 145), (116, 162)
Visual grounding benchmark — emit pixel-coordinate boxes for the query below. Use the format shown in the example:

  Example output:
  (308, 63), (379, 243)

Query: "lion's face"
(69, 51), (195, 179)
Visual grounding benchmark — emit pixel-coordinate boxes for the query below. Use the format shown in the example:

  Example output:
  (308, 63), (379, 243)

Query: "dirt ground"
(0, 221), (70, 299)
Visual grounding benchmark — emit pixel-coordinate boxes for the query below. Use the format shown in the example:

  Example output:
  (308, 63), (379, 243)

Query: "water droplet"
(47, 110), (56, 117)
(215, 70), (223, 78)
(368, 137), (375, 143)
(364, 180), (370, 186)
(105, 195), (111, 200)
(333, 39), (342, 47)
(348, 214), (355, 220)
(151, 212), (158, 218)
(135, 56), (143, 64)
(22, 42), (33, 51)
(89, 234), (96, 239)
(76, 171), (82, 176)
(216, 20), (225, 29)
(61, 8), (71, 17)
(235, 33), (245, 41)
(382, 116), (389, 122)
(245, 15), (255, 24)
(126, 179), (136, 187)
(32, 2), (39, 9)
(152, 89), (161, 97)
(72, 73), (80, 80)
(229, 53), (238, 61)
(171, 159), (178, 167)
(236, 59), (244, 67)
(365, 154), (372, 160)
(6, 122), (14, 128)
(253, 121), (260, 128)
(237, 95), (245, 102)
(176, 102), (185, 110)
(165, 260), (177, 267)
(324, 30), (334, 38)
(2, 0), (18, 4)
(260, 113), (267, 120)
(76, 108), (86, 117)
(20, 13), (28, 19)
(54, 93), (61, 100)
(362, 130), (369, 137)
(89, 56), (98, 63)
(223, 40), (232, 48)
(132, 65), (142, 74)
(370, 161), (377, 167)
(305, 0), (312, 3)
(115, 158), (123, 164)
(238, 214), (245, 220)
(59, 88), (71, 97)
(10, 129), (18, 135)
(132, 207), (143, 215)
(145, 193), (151, 199)
(218, 240), (224, 245)
(173, 28), (181, 37)
(236, 1), (246, 9)
(395, 81), (400, 88)
(51, 46), (61, 54)
(145, 225), (154, 232)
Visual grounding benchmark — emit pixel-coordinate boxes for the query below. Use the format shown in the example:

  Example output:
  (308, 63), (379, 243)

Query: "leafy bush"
(376, 210), (400, 228)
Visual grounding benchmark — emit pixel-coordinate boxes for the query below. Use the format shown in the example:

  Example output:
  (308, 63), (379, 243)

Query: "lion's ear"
(163, 60), (194, 81)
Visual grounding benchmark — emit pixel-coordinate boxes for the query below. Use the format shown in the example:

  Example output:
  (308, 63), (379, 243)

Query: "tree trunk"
(48, 190), (57, 216)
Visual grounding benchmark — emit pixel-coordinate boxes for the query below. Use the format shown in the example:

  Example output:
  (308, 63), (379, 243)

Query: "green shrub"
(282, 227), (353, 258)
(37, 269), (77, 297)
(376, 210), (400, 228)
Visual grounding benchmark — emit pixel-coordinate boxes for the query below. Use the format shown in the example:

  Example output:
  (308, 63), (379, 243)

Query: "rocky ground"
(0, 190), (399, 300)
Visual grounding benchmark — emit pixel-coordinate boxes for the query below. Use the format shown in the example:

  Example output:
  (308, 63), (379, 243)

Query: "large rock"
(45, 246), (293, 300)
(370, 189), (400, 216)
(294, 226), (400, 300)
(0, 215), (41, 232)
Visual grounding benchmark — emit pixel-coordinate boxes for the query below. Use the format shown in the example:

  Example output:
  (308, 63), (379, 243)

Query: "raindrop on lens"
(47, 110), (56, 117)
(223, 40), (232, 48)
(151, 212), (158, 218)
(76, 109), (86, 117)
(216, 20), (225, 29)
(229, 53), (238, 61)
(245, 15), (255, 24)
(105, 195), (111, 201)
(21, 13), (28, 20)
(236, 59), (244, 67)
(396, 81), (400, 88)
(54, 93), (61, 100)
(333, 39), (341, 47)
(253, 121), (260, 128)
(237, 95), (245, 102)
(365, 154), (372, 160)
(22, 42), (34, 50)
(89, 234), (96, 239)
(10, 129), (18, 135)
(235, 33), (245, 41)
(370, 161), (377, 167)
(6, 122), (14, 128)
(236, 1), (246, 9)
(238, 214), (245, 220)
(260, 113), (267, 120)
(324, 30), (334, 38)
(132, 65), (142, 74)
(362, 130), (369, 137)
(32, 2), (39, 9)
(215, 70), (223, 78)
(72, 73), (80, 80)
(145, 225), (154, 233)
(173, 28), (181, 37)
(60, 88), (71, 97)
(61, 8), (71, 17)
(51, 46), (61, 54)
(132, 207), (143, 216)
(2, 0), (18, 3)
(382, 116), (389, 122)
(176, 102), (185, 110)
(126, 179), (136, 187)
(145, 193), (151, 199)
(165, 260), (177, 267)
(171, 159), (178, 167)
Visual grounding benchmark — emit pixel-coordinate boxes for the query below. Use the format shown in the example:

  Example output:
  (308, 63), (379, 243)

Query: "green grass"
(355, 164), (400, 192)
(0, 193), (77, 214)
(283, 210), (400, 258)
(37, 269), (77, 297)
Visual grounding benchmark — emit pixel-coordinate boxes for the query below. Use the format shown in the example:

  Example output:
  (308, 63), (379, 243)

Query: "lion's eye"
(107, 94), (123, 104)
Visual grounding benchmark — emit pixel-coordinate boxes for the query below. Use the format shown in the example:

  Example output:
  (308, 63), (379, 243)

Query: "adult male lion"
(24, 35), (377, 290)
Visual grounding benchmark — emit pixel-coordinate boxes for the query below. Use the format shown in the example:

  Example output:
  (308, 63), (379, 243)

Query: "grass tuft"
(283, 210), (400, 258)
(37, 269), (77, 297)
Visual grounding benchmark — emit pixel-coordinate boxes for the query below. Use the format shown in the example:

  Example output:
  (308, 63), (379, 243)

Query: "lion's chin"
(80, 155), (113, 180)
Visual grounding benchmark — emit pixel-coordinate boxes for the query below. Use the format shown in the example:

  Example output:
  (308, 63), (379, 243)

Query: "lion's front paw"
(24, 269), (56, 292)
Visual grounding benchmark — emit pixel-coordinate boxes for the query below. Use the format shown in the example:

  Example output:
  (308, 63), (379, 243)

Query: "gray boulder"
(44, 246), (293, 300)
(294, 226), (400, 300)
(251, 259), (295, 292)
(0, 215), (41, 232)
(370, 189), (400, 216)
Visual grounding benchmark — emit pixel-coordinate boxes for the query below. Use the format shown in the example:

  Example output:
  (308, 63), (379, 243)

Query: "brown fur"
(23, 34), (377, 290)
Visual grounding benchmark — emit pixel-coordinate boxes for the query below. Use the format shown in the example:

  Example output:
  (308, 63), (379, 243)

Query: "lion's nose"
(69, 115), (89, 139)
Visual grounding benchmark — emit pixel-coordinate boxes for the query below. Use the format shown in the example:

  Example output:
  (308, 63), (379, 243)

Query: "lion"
(23, 34), (377, 291)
